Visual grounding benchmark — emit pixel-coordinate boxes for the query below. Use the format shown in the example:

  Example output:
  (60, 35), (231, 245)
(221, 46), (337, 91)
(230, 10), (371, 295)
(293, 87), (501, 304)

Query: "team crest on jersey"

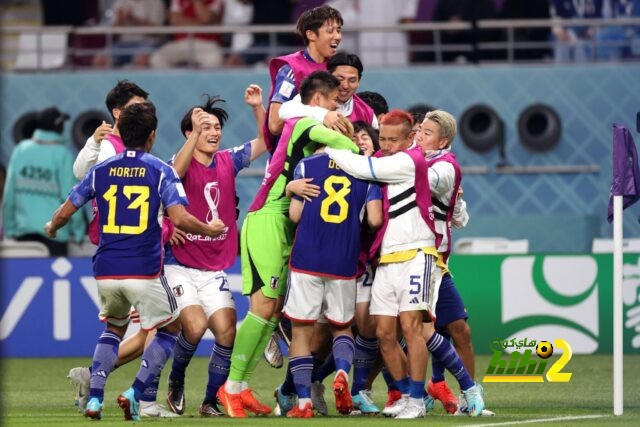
(173, 285), (184, 297)
(269, 276), (279, 290)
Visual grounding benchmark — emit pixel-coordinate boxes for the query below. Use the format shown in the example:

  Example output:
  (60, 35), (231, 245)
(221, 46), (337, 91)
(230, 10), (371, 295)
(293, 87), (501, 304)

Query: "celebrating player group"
(46, 5), (491, 421)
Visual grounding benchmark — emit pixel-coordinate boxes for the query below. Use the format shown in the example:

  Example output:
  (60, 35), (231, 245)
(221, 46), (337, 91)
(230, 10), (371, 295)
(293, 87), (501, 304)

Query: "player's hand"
(170, 227), (187, 246)
(324, 111), (348, 134)
(207, 219), (228, 237)
(44, 221), (56, 238)
(337, 116), (354, 139)
(244, 84), (263, 109)
(287, 178), (321, 202)
(457, 186), (464, 200)
(191, 107), (210, 134)
(93, 121), (113, 143)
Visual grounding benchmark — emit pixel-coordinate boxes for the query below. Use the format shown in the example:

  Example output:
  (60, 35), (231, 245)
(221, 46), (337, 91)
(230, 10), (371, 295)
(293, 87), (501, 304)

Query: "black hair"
(105, 80), (149, 121)
(327, 52), (363, 79)
(118, 102), (157, 149)
(407, 103), (435, 125)
(180, 95), (228, 137)
(300, 71), (340, 104)
(353, 121), (380, 152)
(356, 91), (389, 117)
(296, 5), (343, 46)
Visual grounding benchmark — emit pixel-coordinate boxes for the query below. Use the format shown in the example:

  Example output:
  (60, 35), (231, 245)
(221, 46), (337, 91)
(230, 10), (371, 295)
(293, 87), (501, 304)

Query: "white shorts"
(97, 275), (179, 331)
(356, 263), (374, 304)
(370, 251), (442, 318)
(283, 270), (356, 326)
(164, 264), (235, 319)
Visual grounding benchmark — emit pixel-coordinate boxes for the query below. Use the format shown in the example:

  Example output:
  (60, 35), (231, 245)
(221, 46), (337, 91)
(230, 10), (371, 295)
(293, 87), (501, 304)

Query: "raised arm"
(308, 124), (359, 153)
(244, 84), (267, 161)
(279, 96), (349, 134)
(324, 147), (415, 184)
(172, 108), (209, 179)
(73, 121), (113, 179)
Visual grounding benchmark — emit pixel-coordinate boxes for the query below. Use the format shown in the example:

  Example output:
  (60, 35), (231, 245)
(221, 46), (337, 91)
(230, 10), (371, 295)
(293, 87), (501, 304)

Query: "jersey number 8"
(102, 184), (150, 234)
(320, 175), (351, 224)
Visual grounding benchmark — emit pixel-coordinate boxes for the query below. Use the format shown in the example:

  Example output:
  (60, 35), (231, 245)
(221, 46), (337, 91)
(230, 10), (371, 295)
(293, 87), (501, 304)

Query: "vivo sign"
(0, 257), (246, 357)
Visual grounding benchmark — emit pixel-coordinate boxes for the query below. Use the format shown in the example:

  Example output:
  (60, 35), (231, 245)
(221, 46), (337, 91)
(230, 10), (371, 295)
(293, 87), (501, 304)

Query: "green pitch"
(2, 355), (639, 426)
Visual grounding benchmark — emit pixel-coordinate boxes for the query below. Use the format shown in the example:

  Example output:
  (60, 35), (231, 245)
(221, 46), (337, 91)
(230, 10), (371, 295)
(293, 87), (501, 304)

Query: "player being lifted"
(45, 102), (226, 421)
(324, 110), (485, 418)
(217, 71), (359, 418)
(163, 86), (266, 417)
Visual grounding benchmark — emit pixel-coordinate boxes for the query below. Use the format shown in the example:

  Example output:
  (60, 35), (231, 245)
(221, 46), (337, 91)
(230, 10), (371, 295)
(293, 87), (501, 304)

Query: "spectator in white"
(92, 0), (166, 68)
(3, 107), (86, 256)
(327, 0), (419, 67)
(150, 0), (224, 69)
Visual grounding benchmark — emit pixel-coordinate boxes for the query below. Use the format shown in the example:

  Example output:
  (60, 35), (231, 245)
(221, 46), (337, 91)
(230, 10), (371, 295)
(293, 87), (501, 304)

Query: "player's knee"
(376, 324), (396, 346)
(181, 317), (207, 342)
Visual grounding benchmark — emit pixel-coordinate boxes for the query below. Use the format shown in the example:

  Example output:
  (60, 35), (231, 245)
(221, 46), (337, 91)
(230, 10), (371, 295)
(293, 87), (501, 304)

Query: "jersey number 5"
(320, 175), (351, 224)
(102, 185), (150, 234)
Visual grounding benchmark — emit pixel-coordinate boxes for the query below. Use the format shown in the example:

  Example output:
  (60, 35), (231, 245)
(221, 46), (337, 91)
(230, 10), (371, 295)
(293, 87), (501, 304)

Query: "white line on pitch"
(461, 414), (607, 427)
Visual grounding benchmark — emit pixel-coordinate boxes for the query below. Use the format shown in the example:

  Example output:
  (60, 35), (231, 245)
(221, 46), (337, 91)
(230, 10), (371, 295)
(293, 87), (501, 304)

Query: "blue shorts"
(434, 273), (468, 331)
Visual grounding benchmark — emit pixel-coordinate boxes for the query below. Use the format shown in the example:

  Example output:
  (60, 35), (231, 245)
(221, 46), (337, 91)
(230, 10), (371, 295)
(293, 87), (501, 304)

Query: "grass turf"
(1, 354), (639, 426)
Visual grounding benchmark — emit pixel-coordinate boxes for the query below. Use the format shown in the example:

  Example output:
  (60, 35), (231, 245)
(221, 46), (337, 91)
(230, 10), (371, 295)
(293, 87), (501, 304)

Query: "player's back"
(289, 153), (372, 279)
(91, 150), (179, 279)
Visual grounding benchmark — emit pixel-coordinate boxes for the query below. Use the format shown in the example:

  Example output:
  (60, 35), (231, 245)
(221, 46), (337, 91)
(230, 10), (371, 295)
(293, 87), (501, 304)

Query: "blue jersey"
(68, 149), (188, 279)
(289, 153), (381, 279)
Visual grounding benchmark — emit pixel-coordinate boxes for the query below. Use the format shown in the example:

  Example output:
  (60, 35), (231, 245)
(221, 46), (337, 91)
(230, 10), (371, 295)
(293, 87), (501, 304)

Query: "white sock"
(334, 369), (348, 380)
(240, 381), (249, 391)
(225, 380), (241, 394)
(298, 397), (311, 409)
(409, 397), (423, 407)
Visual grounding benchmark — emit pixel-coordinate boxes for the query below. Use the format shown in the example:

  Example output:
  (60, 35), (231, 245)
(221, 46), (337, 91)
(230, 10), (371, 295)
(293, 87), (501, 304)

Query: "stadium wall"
(2, 255), (639, 357)
(1, 65), (638, 251)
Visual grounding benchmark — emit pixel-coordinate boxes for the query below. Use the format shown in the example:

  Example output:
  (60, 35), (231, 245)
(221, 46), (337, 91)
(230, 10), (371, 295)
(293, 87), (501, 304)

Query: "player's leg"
(396, 310), (428, 419)
(164, 265), (208, 415)
(309, 322), (332, 415)
(200, 271), (237, 417)
(116, 275), (181, 421)
(282, 271), (324, 418)
(84, 279), (131, 420)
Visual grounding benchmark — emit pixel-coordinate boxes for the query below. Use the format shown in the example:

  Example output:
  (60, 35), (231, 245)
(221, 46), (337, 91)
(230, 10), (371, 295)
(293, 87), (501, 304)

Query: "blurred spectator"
(410, 0), (439, 63)
(434, 0), (500, 63)
(220, 0), (253, 64)
(226, 0), (297, 65)
(92, 0), (166, 68)
(596, 0), (640, 60)
(499, 0), (551, 60)
(328, 0), (419, 67)
(150, 0), (224, 68)
(2, 107), (86, 256)
(550, 0), (603, 62)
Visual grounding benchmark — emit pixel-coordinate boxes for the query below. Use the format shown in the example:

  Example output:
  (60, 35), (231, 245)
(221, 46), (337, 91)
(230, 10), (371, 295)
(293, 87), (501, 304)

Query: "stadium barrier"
(1, 254), (639, 357)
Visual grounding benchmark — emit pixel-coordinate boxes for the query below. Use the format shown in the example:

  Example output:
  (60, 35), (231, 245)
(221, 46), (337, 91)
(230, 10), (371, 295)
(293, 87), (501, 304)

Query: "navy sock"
(382, 366), (398, 391)
(333, 335), (355, 374)
(394, 376), (411, 395)
(351, 336), (379, 395)
(290, 356), (313, 399)
(140, 374), (160, 402)
(312, 353), (335, 383)
(427, 332), (474, 391)
(431, 330), (450, 383)
(410, 379), (426, 400)
(281, 363), (296, 395)
(132, 330), (178, 401)
(169, 331), (197, 383)
(89, 330), (122, 402)
(204, 343), (232, 403)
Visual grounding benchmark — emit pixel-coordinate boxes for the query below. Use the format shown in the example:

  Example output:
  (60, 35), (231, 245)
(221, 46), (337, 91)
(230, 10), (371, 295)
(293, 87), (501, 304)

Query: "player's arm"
(452, 192), (469, 229)
(268, 65), (297, 135)
(365, 183), (383, 230)
(172, 108), (209, 178)
(61, 150), (87, 242)
(288, 198), (303, 223)
(279, 96), (349, 134)
(166, 204), (226, 237)
(73, 121), (113, 179)
(324, 147), (415, 184)
(244, 84), (268, 161)
(428, 161), (455, 198)
(309, 124), (359, 153)
(45, 170), (95, 238)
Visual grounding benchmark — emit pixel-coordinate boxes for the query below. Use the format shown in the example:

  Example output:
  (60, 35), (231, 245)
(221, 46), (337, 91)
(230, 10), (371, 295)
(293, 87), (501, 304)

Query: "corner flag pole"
(613, 194), (623, 416)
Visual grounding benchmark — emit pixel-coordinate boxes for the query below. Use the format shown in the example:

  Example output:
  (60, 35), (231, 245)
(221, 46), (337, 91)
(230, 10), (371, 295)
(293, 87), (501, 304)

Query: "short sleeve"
(366, 182), (382, 203)
(291, 161), (305, 201)
(158, 164), (189, 208)
(68, 168), (96, 208)
(271, 64), (297, 104)
(228, 141), (252, 175)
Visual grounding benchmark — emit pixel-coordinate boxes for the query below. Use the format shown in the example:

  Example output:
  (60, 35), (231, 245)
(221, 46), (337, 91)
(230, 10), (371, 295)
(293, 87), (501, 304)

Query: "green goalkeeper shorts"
(240, 211), (295, 299)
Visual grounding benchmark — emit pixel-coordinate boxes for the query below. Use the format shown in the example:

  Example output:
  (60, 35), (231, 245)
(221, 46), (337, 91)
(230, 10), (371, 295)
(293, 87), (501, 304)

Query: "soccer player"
(45, 102), (226, 421)
(324, 110), (485, 418)
(265, 5), (347, 153)
(278, 52), (378, 129)
(281, 144), (382, 418)
(217, 71), (360, 418)
(163, 85), (266, 417)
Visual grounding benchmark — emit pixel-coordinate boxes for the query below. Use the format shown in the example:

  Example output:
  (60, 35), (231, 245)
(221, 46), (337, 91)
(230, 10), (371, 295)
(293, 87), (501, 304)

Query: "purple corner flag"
(608, 123), (640, 223)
